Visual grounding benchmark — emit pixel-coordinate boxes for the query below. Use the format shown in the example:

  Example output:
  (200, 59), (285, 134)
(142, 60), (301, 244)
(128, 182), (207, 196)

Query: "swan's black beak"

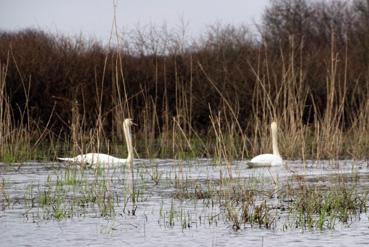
(129, 119), (137, 126)
(125, 118), (137, 126)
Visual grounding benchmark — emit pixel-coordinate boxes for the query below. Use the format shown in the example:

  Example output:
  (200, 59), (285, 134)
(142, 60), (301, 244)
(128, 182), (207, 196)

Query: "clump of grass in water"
(174, 182), (215, 201)
(170, 168), (369, 232)
(172, 175), (275, 230)
(224, 192), (276, 231)
(0, 178), (11, 210)
(287, 184), (368, 231)
(22, 167), (139, 221)
(149, 164), (162, 185)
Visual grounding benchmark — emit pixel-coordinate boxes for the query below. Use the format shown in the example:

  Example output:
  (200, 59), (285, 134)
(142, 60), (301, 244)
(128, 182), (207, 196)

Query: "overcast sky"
(0, 0), (269, 44)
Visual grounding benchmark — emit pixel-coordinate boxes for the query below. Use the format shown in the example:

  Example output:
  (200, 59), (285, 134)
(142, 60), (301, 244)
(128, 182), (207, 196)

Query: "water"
(1, 159), (369, 246)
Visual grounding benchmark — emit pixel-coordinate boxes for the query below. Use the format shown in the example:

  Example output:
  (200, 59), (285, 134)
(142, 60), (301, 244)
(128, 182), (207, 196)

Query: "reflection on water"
(0, 160), (369, 246)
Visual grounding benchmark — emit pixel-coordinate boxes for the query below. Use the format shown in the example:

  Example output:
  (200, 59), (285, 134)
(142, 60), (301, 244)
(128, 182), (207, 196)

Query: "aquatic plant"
(0, 178), (11, 210)
(287, 184), (368, 230)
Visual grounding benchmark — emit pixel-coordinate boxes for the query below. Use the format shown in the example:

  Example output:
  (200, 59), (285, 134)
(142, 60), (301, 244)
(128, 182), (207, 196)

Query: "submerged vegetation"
(20, 166), (144, 221)
(1, 0), (369, 161)
(1, 161), (368, 232)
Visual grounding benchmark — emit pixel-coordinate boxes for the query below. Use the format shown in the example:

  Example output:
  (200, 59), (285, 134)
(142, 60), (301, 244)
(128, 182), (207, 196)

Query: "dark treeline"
(1, 0), (369, 142)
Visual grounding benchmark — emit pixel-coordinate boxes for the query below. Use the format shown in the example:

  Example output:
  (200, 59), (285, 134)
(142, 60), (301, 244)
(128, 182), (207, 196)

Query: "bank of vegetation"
(1, 0), (369, 161)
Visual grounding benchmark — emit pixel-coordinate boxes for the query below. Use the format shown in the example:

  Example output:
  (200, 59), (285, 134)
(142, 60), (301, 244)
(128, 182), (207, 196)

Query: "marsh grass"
(19, 166), (145, 220)
(2, 1), (369, 162)
(1, 4), (369, 231)
(0, 42), (365, 164)
(286, 185), (368, 230)
(0, 178), (11, 210)
(2, 160), (368, 232)
(0, 42), (364, 164)
(169, 164), (369, 231)
(3, 0), (369, 239)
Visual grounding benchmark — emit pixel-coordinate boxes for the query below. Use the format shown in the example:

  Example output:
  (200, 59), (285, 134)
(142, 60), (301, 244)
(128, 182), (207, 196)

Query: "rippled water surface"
(1, 159), (369, 246)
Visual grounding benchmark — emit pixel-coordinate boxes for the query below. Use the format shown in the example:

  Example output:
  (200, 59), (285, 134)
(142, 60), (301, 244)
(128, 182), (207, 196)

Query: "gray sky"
(0, 0), (269, 43)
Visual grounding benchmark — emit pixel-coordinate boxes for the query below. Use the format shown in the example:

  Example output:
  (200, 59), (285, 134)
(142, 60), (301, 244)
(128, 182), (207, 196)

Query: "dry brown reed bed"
(1, 0), (369, 162)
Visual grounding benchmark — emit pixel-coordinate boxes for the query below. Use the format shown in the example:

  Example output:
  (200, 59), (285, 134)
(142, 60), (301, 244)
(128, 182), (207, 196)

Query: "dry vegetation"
(1, 0), (369, 162)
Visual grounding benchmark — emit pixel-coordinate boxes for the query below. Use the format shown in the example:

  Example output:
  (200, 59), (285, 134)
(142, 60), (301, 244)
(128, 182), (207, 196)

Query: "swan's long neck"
(123, 122), (134, 166)
(271, 122), (280, 157)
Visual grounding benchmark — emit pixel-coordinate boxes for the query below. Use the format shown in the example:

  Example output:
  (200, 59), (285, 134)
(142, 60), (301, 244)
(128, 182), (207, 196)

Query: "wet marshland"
(1, 160), (369, 246)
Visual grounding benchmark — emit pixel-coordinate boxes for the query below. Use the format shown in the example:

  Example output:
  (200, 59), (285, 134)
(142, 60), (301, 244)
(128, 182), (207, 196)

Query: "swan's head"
(123, 118), (135, 127)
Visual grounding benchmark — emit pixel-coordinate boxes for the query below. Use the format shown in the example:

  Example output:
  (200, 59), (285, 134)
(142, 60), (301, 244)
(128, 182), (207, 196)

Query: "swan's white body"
(57, 153), (129, 166)
(248, 122), (283, 167)
(58, 118), (134, 168)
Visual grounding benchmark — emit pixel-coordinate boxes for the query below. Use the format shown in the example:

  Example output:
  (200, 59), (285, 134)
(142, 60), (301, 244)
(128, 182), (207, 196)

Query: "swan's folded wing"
(248, 154), (283, 167)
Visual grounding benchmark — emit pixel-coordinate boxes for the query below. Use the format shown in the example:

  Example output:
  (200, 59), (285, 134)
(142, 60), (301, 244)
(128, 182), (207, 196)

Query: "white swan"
(248, 121), (283, 167)
(58, 118), (135, 167)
